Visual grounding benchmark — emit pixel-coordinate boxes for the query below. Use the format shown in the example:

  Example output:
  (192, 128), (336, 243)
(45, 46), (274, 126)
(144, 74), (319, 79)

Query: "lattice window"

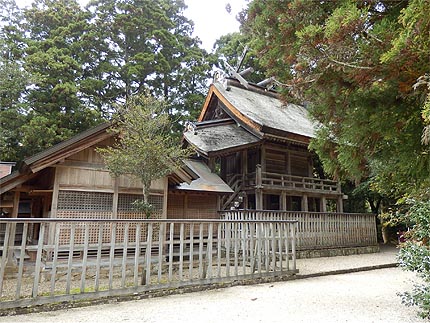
(57, 191), (113, 211)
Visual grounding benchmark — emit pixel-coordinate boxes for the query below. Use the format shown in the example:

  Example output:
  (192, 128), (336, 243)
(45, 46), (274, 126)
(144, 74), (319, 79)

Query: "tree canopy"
(244, 0), (430, 317)
(97, 92), (191, 215)
(245, 0), (430, 197)
(0, 0), (212, 162)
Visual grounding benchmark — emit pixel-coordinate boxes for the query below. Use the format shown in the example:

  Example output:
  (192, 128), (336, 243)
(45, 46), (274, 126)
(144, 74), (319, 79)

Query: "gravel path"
(0, 267), (425, 323)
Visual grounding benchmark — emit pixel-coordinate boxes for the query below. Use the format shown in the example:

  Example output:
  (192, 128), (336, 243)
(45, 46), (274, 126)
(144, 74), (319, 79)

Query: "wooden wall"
(51, 141), (168, 226)
(167, 193), (218, 220)
(56, 141), (165, 194)
(264, 143), (312, 177)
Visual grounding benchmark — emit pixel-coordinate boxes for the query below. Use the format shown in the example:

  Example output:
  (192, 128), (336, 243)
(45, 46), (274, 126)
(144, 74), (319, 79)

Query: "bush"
(397, 200), (430, 319)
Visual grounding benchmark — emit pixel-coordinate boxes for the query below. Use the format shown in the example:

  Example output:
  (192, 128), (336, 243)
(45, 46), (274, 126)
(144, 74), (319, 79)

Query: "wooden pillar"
(51, 167), (60, 219)
(48, 167), (60, 247)
(286, 151), (291, 175)
(320, 196), (327, 213)
(11, 191), (20, 219)
(162, 177), (169, 219)
(208, 158), (215, 172)
(260, 145), (266, 172)
(301, 194), (308, 212)
(6, 191), (20, 268)
(255, 190), (263, 210)
(256, 164), (262, 188)
(280, 192), (287, 211)
(255, 164), (263, 210)
(112, 177), (119, 219)
(243, 193), (248, 209)
(184, 194), (188, 218)
(308, 156), (313, 178)
(337, 196), (344, 213)
(242, 150), (247, 176)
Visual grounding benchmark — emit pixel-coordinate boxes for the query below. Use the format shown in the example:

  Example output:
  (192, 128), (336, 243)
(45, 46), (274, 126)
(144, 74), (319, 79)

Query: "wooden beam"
(280, 192), (287, 211)
(320, 197), (327, 213)
(198, 85), (216, 122)
(28, 190), (53, 196)
(337, 196), (344, 213)
(50, 168), (60, 219)
(162, 177), (168, 220)
(301, 195), (308, 212)
(0, 173), (38, 195)
(0, 201), (13, 208)
(261, 145), (266, 173)
(209, 85), (263, 134)
(255, 189), (263, 210)
(11, 191), (20, 218)
(112, 177), (119, 219)
(29, 132), (112, 173)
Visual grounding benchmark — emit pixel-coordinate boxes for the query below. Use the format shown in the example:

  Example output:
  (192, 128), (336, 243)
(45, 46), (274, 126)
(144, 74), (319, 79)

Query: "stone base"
(296, 245), (380, 259)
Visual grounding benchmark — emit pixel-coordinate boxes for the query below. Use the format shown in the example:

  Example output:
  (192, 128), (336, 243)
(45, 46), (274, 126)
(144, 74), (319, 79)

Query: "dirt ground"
(0, 267), (425, 323)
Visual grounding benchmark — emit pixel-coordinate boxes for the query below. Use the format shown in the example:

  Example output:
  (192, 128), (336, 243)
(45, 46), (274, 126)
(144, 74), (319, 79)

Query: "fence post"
(290, 222), (297, 272)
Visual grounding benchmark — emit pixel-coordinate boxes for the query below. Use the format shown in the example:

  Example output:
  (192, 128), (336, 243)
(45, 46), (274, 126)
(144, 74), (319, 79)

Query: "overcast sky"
(14, 0), (247, 51)
(184, 0), (246, 50)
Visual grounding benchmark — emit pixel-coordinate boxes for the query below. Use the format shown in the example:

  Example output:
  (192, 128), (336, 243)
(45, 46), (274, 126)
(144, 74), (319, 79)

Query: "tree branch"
(319, 47), (373, 70)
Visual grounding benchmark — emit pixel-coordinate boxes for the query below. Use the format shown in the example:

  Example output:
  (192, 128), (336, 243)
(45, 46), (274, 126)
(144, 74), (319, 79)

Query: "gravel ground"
(295, 245), (399, 276)
(0, 267), (425, 323)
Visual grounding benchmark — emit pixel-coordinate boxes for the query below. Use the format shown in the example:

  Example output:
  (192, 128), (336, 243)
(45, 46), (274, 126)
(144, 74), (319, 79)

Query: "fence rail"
(0, 218), (297, 311)
(220, 210), (377, 250)
(245, 168), (340, 194)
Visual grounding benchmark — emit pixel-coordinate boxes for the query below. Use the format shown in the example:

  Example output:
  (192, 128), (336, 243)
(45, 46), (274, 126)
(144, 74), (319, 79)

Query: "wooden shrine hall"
(183, 76), (346, 213)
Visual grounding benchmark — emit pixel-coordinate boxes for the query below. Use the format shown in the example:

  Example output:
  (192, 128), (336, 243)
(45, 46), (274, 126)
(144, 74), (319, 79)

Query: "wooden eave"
(24, 122), (112, 173)
(206, 141), (262, 158)
(168, 163), (199, 186)
(262, 126), (311, 145)
(0, 171), (39, 195)
(198, 84), (263, 137)
(186, 140), (262, 159)
(183, 120), (261, 158)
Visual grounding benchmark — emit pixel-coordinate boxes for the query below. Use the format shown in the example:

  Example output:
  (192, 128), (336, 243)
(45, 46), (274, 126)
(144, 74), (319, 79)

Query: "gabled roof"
(198, 79), (315, 143)
(183, 119), (260, 157)
(24, 122), (112, 173)
(1, 123), (198, 195)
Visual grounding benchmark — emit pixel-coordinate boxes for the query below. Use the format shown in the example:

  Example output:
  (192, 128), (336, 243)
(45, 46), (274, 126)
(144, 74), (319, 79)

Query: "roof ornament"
(223, 60), (249, 89)
(184, 121), (197, 135)
(257, 76), (276, 89)
(235, 45), (248, 72)
(215, 44), (253, 90)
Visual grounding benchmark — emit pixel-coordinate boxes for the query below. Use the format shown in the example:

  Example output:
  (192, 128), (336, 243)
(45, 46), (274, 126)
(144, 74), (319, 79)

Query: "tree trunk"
(142, 183), (149, 204)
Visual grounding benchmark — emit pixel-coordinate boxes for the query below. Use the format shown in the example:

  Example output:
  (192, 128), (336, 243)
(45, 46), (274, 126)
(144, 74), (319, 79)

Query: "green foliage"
(97, 92), (191, 204)
(212, 32), (265, 84)
(0, 48), (29, 161)
(0, 0), (212, 162)
(397, 199), (430, 319)
(244, 1), (430, 316)
(131, 200), (154, 219)
(87, 0), (211, 129)
(245, 0), (430, 195)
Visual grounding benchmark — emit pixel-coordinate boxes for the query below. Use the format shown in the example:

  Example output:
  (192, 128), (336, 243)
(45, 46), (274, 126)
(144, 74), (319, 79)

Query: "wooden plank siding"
(220, 210), (377, 250)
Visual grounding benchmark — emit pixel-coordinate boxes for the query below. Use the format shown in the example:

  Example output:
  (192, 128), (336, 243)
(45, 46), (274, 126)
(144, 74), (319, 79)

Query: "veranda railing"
(0, 218), (297, 311)
(220, 210), (377, 250)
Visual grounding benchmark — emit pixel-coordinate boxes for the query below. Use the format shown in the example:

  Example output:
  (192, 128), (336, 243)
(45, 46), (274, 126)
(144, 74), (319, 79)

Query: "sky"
(184, 0), (246, 50)
(14, 0), (248, 51)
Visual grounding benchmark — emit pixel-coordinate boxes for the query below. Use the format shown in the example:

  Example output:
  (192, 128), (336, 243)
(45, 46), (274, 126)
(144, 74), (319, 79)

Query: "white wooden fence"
(220, 210), (377, 250)
(0, 218), (297, 311)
